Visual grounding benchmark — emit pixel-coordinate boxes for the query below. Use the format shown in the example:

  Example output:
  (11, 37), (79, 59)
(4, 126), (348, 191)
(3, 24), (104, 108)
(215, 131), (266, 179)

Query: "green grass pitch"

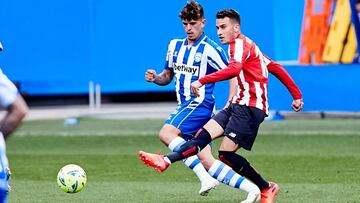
(6, 118), (360, 202)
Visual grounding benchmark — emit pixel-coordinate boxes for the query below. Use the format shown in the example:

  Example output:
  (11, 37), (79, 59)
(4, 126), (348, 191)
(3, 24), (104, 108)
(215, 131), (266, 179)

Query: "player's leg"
(140, 107), (229, 169)
(219, 137), (279, 203)
(159, 124), (218, 196)
(0, 132), (9, 202)
(197, 146), (260, 202)
(163, 105), (231, 163)
(218, 105), (279, 203)
(163, 119), (225, 163)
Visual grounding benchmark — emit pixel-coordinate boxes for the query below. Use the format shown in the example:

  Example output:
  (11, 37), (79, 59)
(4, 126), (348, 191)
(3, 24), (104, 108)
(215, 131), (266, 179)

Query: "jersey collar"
(184, 33), (206, 47)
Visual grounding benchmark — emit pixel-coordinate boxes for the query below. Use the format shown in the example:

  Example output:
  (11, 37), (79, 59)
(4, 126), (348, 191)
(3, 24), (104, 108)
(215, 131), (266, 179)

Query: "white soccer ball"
(57, 164), (87, 193)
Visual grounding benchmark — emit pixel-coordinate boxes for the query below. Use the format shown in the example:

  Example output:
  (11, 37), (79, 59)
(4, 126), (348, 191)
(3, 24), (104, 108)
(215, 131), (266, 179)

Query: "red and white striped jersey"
(199, 34), (302, 114)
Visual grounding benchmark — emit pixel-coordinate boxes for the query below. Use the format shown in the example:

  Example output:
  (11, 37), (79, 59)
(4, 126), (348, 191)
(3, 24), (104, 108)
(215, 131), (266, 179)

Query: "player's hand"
(191, 81), (203, 97)
(292, 99), (304, 112)
(145, 69), (157, 82)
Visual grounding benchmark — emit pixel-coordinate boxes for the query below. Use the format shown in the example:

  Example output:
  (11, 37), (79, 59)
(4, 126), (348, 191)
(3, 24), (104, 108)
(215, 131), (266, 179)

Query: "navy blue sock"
(219, 150), (269, 190)
(166, 128), (212, 163)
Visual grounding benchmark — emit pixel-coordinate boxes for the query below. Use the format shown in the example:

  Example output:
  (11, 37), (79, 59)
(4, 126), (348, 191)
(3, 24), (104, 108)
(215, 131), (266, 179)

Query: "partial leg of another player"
(159, 124), (219, 196)
(0, 132), (9, 203)
(0, 94), (28, 199)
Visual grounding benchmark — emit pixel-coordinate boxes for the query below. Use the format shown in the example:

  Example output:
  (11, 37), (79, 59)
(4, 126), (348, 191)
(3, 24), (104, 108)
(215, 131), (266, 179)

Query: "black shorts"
(213, 104), (266, 151)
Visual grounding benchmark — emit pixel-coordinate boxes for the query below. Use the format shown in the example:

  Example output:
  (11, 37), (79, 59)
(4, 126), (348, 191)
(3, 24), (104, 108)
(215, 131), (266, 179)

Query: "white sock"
(0, 132), (8, 169)
(168, 137), (214, 183)
(208, 160), (259, 193)
(0, 131), (9, 191)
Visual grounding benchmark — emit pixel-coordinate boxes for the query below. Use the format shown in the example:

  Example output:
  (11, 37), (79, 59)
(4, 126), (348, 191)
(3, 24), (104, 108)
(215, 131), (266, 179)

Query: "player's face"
(182, 18), (205, 44)
(216, 17), (239, 44)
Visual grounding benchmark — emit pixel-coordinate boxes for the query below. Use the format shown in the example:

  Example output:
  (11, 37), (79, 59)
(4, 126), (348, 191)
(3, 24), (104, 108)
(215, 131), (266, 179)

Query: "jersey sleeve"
(265, 55), (303, 99)
(164, 40), (177, 71)
(206, 44), (229, 71)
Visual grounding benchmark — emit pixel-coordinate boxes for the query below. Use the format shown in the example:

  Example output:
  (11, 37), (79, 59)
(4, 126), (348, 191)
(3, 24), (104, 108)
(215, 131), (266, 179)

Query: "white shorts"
(0, 69), (18, 108)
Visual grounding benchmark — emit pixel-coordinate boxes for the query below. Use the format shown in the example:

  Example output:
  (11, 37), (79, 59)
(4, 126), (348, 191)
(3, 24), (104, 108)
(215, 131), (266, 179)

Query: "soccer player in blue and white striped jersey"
(143, 1), (260, 201)
(0, 42), (29, 202)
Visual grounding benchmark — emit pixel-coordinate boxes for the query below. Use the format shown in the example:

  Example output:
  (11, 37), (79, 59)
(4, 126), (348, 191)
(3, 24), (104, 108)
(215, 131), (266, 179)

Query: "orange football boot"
(139, 151), (170, 172)
(260, 182), (280, 203)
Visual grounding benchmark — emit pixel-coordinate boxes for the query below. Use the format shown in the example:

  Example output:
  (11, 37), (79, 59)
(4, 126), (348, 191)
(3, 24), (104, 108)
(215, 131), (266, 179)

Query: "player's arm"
(191, 61), (241, 96)
(145, 40), (176, 86)
(223, 78), (237, 108)
(265, 56), (304, 112)
(145, 69), (174, 86)
(192, 40), (247, 96)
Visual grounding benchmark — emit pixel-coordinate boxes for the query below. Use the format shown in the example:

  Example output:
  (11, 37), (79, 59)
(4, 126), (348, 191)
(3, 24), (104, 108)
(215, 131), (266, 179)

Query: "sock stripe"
(222, 169), (235, 185)
(188, 158), (200, 169)
(235, 176), (245, 188)
(212, 163), (225, 179)
(229, 173), (241, 187)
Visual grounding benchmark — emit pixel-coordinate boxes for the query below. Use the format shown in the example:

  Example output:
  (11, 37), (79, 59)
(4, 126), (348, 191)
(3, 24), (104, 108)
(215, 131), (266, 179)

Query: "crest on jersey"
(194, 52), (202, 62)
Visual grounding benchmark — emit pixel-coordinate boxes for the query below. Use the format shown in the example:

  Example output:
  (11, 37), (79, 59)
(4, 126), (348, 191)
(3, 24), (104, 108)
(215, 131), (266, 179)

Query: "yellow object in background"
(322, 0), (352, 63)
(341, 25), (357, 63)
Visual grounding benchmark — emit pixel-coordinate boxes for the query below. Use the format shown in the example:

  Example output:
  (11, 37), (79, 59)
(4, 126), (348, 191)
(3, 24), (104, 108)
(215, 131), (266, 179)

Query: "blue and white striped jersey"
(164, 33), (229, 105)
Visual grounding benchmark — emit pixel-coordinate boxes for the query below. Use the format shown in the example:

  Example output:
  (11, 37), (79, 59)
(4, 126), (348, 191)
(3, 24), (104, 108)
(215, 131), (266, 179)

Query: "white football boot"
(198, 178), (220, 196)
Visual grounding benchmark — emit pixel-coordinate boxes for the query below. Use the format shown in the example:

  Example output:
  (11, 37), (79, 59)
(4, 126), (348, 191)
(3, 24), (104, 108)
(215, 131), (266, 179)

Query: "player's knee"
(158, 129), (167, 142)
(158, 128), (174, 145)
(193, 128), (212, 149)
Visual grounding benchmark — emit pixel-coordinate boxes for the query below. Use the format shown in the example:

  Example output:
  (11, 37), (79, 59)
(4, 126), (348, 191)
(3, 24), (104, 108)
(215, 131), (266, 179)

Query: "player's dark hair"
(179, 1), (204, 21)
(216, 9), (241, 26)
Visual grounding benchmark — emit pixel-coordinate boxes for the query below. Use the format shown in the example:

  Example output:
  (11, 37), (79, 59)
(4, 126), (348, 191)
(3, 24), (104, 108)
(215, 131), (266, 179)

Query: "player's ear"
(233, 23), (240, 33)
(201, 18), (206, 28)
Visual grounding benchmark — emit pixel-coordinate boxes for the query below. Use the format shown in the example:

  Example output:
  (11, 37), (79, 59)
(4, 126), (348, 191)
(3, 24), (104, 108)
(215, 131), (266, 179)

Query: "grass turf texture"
(7, 118), (360, 202)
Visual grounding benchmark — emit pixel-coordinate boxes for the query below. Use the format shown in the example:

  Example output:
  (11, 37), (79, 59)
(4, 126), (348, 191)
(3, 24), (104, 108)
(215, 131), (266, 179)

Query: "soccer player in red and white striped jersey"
(139, 9), (304, 203)
(190, 9), (303, 203)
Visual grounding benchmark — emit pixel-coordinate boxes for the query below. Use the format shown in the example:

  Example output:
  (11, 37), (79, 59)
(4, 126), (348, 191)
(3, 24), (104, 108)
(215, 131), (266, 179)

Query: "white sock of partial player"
(0, 131), (9, 191)
(208, 160), (260, 193)
(168, 137), (214, 183)
(0, 132), (8, 169)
